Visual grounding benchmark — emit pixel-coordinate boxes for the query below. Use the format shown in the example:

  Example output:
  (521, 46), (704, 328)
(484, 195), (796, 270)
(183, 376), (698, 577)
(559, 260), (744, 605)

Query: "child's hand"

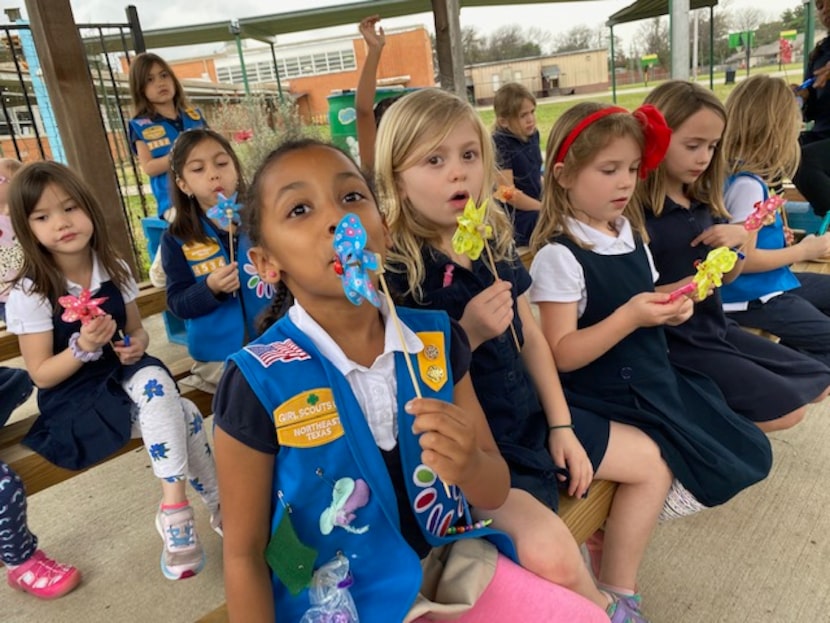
(358, 15), (385, 51)
(459, 280), (514, 349)
(78, 314), (117, 351)
(797, 233), (830, 261)
(207, 262), (240, 294)
(407, 397), (482, 488)
(664, 296), (694, 325)
(547, 428), (593, 498)
(783, 226), (795, 247)
(113, 336), (145, 366)
(624, 292), (692, 328)
(690, 224), (747, 250)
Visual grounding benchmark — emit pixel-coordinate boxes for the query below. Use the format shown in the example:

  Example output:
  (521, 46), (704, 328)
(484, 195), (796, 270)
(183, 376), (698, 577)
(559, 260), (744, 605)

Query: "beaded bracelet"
(729, 246), (747, 260)
(548, 424), (574, 432)
(69, 332), (103, 363)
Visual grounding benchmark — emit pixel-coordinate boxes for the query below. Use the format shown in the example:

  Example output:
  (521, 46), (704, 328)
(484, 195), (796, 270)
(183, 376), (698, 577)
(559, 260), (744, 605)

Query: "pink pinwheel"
(58, 288), (108, 325)
(744, 195), (786, 231)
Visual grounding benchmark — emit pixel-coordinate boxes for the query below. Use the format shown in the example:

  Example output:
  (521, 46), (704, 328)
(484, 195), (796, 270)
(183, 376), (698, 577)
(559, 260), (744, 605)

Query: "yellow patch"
(417, 331), (447, 392)
(146, 138), (171, 151)
(141, 125), (166, 140)
(274, 388), (343, 448)
(183, 240), (220, 262)
(185, 107), (201, 121)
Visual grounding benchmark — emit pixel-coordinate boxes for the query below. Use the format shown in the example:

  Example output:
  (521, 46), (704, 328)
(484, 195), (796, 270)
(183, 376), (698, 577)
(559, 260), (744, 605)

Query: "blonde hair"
(493, 82), (536, 141)
(722, 74), (802, 182)
(375, 88), (514, 300)
(531, 102), (646, 254)
(638, 80), (729, 220)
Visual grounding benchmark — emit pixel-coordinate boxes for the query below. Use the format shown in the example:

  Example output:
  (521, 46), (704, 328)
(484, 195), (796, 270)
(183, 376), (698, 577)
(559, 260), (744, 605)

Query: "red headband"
(554, 104), (671, 179)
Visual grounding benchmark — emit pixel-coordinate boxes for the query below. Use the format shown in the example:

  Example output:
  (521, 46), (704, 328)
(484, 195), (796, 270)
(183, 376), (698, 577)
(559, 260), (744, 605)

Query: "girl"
(492, 82), (542, 246)
(377, 87), (669, 621)
(640, 80), (830, 432)
(528, 102), (772, 526)
(0, 158), (24, 320)
(720, 74), (830, 368)
(5, 161), (220, 581)
(128, 52), (208, 221)
(213, 139), (609, 623)
(161, 128), (269, 393)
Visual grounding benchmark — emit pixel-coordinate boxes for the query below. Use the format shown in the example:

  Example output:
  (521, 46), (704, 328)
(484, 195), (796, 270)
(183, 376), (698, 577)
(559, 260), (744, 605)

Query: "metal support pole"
(670, 0), (691, 79)
(709, 6), (714, 90)
(805, 0), (815, 77)
(269, 41), (284, 102)
(230, 20), (250, 96)
(126, 5), (144, 54)
(610, 26), (617, 104)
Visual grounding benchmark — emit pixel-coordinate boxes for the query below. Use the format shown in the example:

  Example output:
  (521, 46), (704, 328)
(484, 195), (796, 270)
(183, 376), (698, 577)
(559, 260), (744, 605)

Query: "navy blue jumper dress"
(645, 198), (830, 422)
(554, 235), (772, 507)
(388, 247), (611, 512)
(25, 280), (169, 470)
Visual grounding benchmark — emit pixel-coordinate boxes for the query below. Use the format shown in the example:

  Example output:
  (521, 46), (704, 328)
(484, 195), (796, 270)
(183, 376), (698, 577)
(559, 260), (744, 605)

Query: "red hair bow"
(632, 104), (671, 179)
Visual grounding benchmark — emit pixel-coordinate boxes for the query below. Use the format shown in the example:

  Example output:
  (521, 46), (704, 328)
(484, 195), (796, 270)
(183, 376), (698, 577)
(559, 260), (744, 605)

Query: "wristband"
(729, 247), (746, 260)
(548, 424), (574, 432)
(69, 332), (103, 362)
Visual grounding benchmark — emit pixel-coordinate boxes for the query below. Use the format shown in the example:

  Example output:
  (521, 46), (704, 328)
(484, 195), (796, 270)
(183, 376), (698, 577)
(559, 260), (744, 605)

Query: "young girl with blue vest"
(376, 88), (667, 622)
(720, 74), (830, 368)
(528, 101), (772, 532)
(492, 82), (543, 246)
(639, 80), (830, 433)
(160, 129), (269, 393)
(5, 161), (220, 581)
(213, 139), (610, 623)
(128, 53), (207, 221)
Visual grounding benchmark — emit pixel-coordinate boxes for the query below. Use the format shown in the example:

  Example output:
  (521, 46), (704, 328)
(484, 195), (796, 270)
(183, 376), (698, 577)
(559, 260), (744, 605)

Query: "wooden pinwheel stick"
(481, 239), (521, 352)
(375, 256), (454, 498)
(226, 209), (235, 264)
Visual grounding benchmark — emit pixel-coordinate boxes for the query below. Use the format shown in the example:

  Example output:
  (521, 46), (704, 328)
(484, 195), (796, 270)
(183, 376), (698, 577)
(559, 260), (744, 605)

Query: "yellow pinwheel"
(692, 247), (738, 300)
(452, 198), (493, 261)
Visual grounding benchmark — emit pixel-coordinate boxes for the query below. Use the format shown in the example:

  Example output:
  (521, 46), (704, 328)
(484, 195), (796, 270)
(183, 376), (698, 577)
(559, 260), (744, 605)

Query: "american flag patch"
(244, 339), (311, 368)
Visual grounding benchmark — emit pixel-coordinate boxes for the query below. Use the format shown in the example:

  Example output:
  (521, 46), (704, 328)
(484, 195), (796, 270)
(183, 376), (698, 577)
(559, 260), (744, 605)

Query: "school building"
(161, 25), (435, 123)
(465, 48), (610, 105)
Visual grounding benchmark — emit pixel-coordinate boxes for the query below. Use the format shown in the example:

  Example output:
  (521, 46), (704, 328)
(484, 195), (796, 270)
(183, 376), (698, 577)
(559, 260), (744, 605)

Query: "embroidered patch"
(141, 125), (166, 140)
(246, 339), (311, 368)
(416, 331), (447, 391)
(146, 137), (171, 151)
(182, 239), (221, 262)
(274, 388), (343, 448)
(319, 477), (370, 535)
(185, 107), (201, 121)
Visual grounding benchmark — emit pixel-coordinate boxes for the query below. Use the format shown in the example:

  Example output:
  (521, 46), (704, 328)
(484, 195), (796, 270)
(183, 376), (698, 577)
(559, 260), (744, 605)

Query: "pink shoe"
(7, 550), (82, 599)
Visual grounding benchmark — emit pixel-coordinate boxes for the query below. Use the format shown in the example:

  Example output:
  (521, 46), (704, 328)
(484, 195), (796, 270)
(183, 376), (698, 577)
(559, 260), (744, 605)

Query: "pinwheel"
(690, 247), (738, 300)
(452, 198), (521, 351)
(333, 214), (452, 497)
(744, 195), (786, 232)
(58, 288), (108, 325)
(206, 192), (242, 263)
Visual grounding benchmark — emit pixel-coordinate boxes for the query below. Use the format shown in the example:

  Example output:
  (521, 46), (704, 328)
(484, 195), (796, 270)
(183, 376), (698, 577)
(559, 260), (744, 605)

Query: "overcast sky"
(0, 0), (807, 56)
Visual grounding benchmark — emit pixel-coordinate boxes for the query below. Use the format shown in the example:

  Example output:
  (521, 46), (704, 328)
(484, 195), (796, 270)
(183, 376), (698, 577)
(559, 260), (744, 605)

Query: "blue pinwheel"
(333, 214), (381, 307)
(206, 192), (242, 228)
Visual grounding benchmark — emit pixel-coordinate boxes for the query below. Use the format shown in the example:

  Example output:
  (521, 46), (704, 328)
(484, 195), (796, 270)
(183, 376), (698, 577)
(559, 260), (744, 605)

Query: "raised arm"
(355, 15), (385, 170)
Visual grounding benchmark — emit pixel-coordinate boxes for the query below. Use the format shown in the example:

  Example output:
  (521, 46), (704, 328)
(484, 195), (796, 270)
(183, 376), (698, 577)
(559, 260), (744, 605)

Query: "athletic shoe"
(155, 504), (205, 580)
(607, 595), (651, 623)
(7, 550), (82, 599)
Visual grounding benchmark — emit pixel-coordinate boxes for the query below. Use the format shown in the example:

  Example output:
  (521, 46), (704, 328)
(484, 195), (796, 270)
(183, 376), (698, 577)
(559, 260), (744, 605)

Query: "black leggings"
(794, 133), (830, 217)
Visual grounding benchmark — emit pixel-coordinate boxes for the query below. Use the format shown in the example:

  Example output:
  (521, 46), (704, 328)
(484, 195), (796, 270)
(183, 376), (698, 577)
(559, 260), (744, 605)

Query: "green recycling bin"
(327, 88), (415, 164)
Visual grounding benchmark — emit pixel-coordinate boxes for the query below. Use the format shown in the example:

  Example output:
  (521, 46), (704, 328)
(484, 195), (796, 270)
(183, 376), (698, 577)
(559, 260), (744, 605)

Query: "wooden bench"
(0, 284), (213, 497)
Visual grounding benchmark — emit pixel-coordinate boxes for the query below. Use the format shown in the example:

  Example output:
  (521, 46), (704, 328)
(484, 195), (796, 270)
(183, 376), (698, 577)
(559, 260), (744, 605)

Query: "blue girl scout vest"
(174, 217), (269, 361)
(230, 307), (516, 623)
(720, 173), (800, 304)
(128, 107), (207, 218)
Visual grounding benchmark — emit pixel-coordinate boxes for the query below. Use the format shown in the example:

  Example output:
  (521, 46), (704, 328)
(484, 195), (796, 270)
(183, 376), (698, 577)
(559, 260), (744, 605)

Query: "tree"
(462, 26), (486, 64)
(460, 24), (543, 64)
(781, 5), (806, 32)
(695, 9), (732, 66)
(635, 17), (670, 68)
(553, 24), (595, 53)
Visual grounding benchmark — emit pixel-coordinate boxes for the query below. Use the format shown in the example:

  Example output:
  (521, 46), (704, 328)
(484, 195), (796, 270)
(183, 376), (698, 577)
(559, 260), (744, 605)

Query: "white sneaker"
(155, 504), (205, 580)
